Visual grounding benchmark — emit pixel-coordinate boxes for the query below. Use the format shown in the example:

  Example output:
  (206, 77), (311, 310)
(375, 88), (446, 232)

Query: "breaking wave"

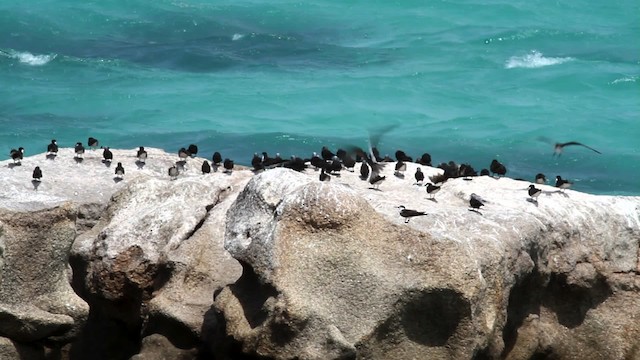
(505, 50), (573, 69)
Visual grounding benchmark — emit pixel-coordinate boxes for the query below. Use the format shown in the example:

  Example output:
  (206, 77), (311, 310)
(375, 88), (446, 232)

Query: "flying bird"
(397, 205), (428, 223)
(554, 141), (601, 156)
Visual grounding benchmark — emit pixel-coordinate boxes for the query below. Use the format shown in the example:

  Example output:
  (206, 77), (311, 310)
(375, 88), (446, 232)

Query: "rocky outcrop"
(0, 203), (89, 355)
(214, 167), (640, 359)
(70, 160), (251, 358)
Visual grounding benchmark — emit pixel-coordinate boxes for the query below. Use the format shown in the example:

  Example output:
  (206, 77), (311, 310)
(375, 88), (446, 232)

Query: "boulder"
(215, 166), (640, 359)
(130, 334), (198, 360)
(0, 204), (88, 345)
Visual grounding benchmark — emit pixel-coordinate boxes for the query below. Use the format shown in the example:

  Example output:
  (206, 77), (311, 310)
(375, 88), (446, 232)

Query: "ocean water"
(1, 0), (638, 195)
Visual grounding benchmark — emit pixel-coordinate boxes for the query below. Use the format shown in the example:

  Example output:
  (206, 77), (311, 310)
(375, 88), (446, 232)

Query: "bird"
(102, 147), (113, 164)
(251, 153), (264, 171)
(9, 147), (24, 164)
(321, 146), (334, 161)
(328, 156), (342, 174)
(426, 183), (441, 199)
(394, 160), (406, 177)
(395, 150), (412, 162)
(360, 162), (370, 180)
(555, 176), (573, 191)
(47, 140), (58, 155)
(535, 173), (547, 184)
(310, 152), (325, 170)
(32, 166), (42, 181)
(417, 153), (432, 167)
(480, 169), (490, 176)
(319, 168), (331, 182)
(490, 159), (507, 177)
(283, 156), (306, 172)
(188, 144), (198, 157)
(115, 162), (125, 178)
(168, 165), (179, 180)
(369, 173), (386, 190)
(88, 137), (99, 150)
(201, 160), (211, 174)
(178, 147), (190, 161)
(528, 184), (542, 200)
(469, 193), (485, 211)
(339, 152), (356, 171)
(414, 168), (425, 185)
(554, 142), (601, 156)
(223, 158), (234, 173)
(212, 151), (223, 166)
(397, 205), (428, 223)
(74, 142), (85, 158)
(137, 147), (147, 163)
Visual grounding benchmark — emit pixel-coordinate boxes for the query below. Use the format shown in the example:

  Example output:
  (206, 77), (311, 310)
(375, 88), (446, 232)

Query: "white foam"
(232, 33), (244, 41)
(505, 50), (573, 69)
(1, 50), (56, 66)
(610, 75), (637, 84)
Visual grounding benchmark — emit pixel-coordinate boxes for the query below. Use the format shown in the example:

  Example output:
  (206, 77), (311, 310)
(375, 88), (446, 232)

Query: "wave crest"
(505, 50), (573, 69)
(0, 49), (56, 66)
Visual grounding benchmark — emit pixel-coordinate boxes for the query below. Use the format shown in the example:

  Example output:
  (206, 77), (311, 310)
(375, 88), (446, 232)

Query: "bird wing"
(400, 209), (427, 217)
(559, 141), (601, 154)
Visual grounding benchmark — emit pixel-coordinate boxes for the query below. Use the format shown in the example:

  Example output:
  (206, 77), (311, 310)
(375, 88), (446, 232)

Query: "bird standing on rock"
(469, 194), (485, 212)
(490, 159), (507, 177)
(178, 148), (190, 161)
(319, 168), (331, 182)
(202, 160), (211, 174)
(47, 140), (58, 156)
(9, 147), (24, 164)
(168, 166), (179, 180)
(555, 176), (573, 192)
(414, 168), (424, 185)
(115, 162), (125, 178)
(223, 158), (234, 173)
(426, 183), (441, 199)
(74, 142), (85, 159)
(102, 147), (113, 164)
(369, 173), (386, 190)
(397, 205), (428, 223)
(394, 160), (406, 178)
(528, 185), (542, 201)
(88, 137), (99, 150)
(188, 144), (198, 157)
(535, 173), (547, 184)
(212, 152), (223, 166)
(137, 147), (147, 163)
(32, 166), (42, 181)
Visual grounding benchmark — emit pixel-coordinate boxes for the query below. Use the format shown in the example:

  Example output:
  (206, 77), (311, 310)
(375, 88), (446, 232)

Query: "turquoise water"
(1, 0), (638, 195)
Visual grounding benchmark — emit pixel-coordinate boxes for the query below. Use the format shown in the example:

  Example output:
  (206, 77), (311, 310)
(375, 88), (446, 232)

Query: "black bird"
(188, 144), (198, 157)
(102, 147), (113, 164)
(414, 168), (425, 184)
(372, 147), (383, 162)
(555, 176), (573, 191)
(395, 150), (413, 162)
(283, 156), (306, 172)
(168, 165), (179, 180)
(309, 152), (324, 169)
(339, 152), (356, 171)
(490, 159), (507, 177)
(469, 193), (485, 210)
(47, 140), (58, 155)
(319, 168), (331, 182)
(329, 156), (342, 174)
(223, 158), (234, 173)
(9, 147), (24, 164)
(251, 153), (263, 171)
(32, 166), (42, 181)
(137, 147), (148, 163)
(115, 162), (125, 178)
(369, 173), (386, 190)
(426, 183), (441, 199)
(528, 184), (542, 200)
(360, 162), (370, 180)
(535, 173), (547, 184)
(202, 160), (211, 174)
(74, 142), (85, 158)
(212, 151), (223, 166)
(397, 205), (428, 223)
(417, 153), (432, 167)
(394, 160), (407, 177)
(480, 168), (490, 176)
(321, 146), (335, 161)
(88, 137), (99, 150)
(178, 147), (190, 160)
(554, 142), (601, 156)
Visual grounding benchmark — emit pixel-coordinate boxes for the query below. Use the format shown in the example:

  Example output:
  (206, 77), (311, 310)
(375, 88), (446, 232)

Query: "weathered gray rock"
(130, 334), (198, 360)
(0, 204), (88, 345)
(71, 162), (251, 355)
(215, 166), (640, 360)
